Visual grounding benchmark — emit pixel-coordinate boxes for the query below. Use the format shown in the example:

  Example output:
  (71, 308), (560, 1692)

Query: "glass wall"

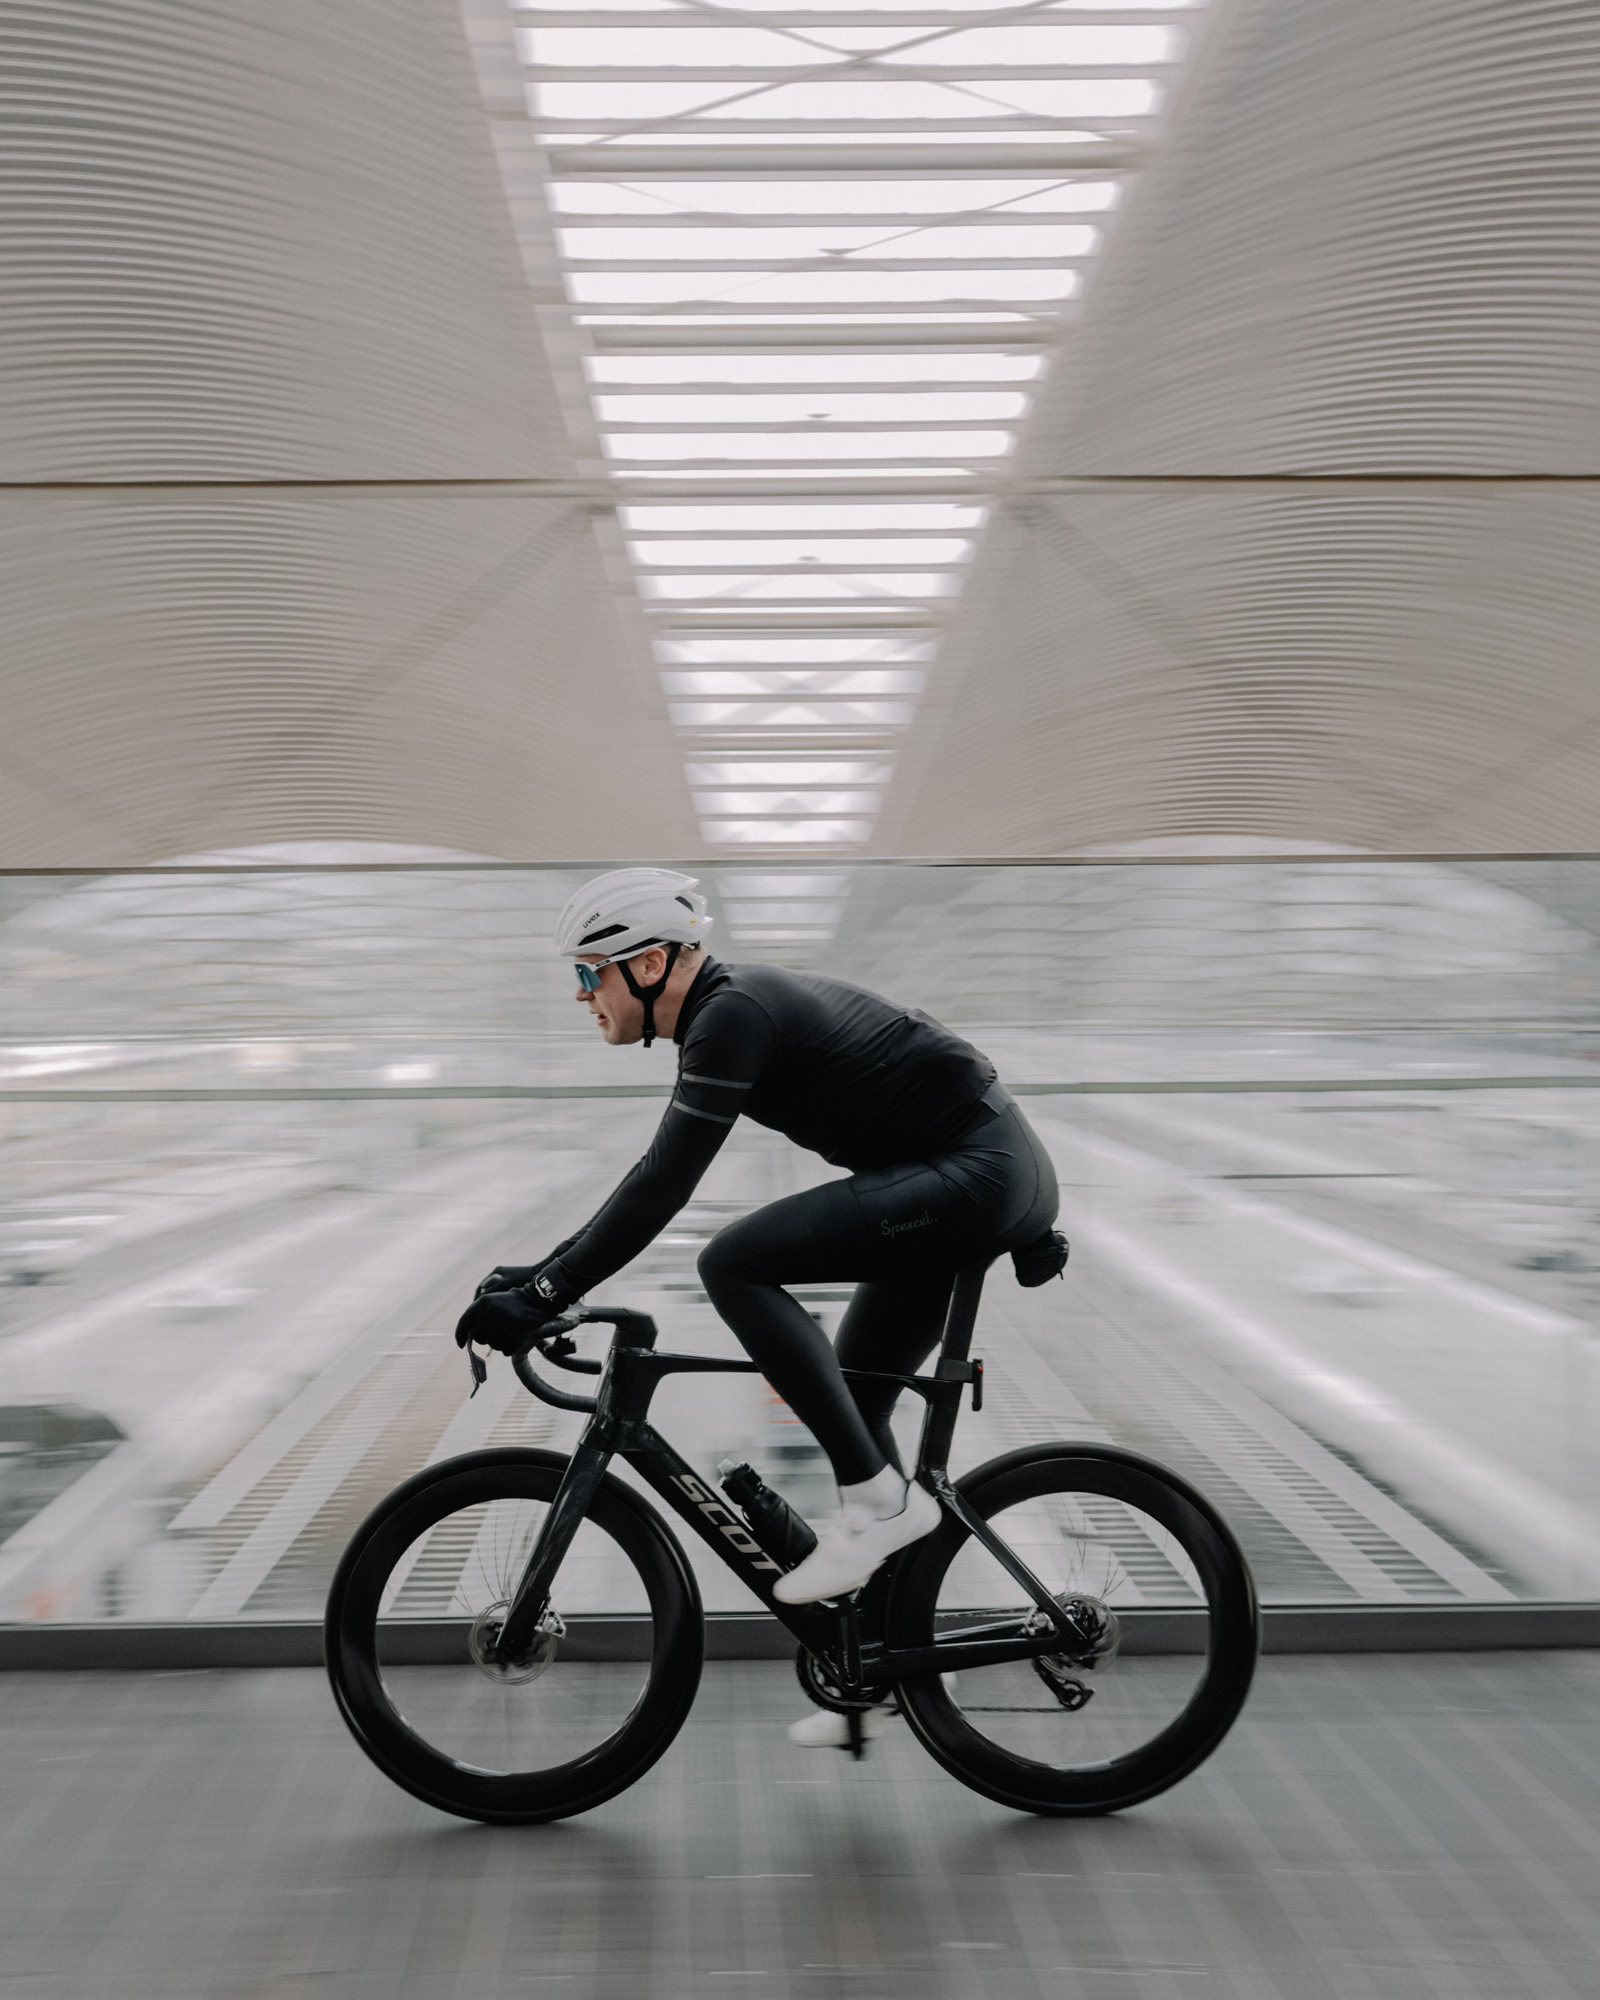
(2, 857), (1598, 1619)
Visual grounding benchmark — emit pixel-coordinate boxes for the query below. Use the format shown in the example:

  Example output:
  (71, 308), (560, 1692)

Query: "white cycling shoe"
(772, 1477), (941, 1604)
(787, 1705), (892, 1748)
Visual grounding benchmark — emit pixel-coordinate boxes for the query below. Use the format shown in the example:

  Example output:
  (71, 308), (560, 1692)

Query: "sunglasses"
(574, 961), (608, 992)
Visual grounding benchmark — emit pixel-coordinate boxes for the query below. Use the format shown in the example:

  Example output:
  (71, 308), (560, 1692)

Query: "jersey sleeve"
(544, 991), (777, 1297)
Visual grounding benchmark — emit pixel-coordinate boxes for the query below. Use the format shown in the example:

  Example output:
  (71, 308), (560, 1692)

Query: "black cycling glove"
(454, 1284), (563, 1356)
(473, 1263), (543, 1300)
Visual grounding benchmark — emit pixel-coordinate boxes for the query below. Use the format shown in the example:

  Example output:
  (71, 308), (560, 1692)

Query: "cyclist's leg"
(698, 1173), (903, 1484)
(833, 1274), (953, 1477)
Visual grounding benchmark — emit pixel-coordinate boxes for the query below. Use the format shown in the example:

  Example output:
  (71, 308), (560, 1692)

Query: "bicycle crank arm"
(496, 1442), (610, 1661)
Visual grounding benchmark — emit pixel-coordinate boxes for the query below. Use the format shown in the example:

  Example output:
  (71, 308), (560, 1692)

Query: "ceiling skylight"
(499, 0), (1209, 901)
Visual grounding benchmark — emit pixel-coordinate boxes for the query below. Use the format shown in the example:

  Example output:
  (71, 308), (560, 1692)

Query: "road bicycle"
(325, 1264), (1259, 1824)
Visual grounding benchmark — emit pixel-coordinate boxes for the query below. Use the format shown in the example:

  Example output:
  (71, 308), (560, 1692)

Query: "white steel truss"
(493, 0), (1210, 878)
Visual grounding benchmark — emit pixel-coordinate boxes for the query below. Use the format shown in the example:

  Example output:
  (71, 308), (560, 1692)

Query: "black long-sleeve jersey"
(546, 956), (997, 1298)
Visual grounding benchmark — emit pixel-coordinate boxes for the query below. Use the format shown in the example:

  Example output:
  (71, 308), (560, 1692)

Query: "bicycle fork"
(494, 1441), (611, 1663)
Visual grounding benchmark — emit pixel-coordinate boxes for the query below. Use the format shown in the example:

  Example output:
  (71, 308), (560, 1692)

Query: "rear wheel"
(325, 1448), (703, 1823)
(887, 1445), (1257, 1815)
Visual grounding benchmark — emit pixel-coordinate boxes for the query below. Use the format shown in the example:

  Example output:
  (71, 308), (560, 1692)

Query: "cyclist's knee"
(697, 1222), (752, 1298)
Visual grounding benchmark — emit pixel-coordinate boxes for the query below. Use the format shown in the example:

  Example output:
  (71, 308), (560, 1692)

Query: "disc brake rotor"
(468, 1601), (566, 1685)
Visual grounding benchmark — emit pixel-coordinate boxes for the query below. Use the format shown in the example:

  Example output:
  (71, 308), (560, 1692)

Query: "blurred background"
(2, 0), (1599, 1629)
(3, 855), (1600, 1621)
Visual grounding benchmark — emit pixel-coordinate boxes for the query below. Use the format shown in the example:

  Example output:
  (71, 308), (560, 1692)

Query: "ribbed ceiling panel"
(0, 492), (696, 863)
(883, 0), (1600, 854)
(0, 1), (694, 863)
(0, 0), (570, 478)
(1031, 0), (1600, 472)
(884, 484), (1600, 854)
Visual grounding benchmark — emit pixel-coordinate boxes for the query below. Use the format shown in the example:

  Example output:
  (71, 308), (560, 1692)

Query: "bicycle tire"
(325, 1447), (703, 1824)
(886, 1443), (1258, 1816)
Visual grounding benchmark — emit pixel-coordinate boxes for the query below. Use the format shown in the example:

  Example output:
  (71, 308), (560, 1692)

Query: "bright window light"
(596, 391), (1023, 423)
(606, 431), (1014, 460)
(880, 26), (1177, 62)
(568, 270), (1078, 304)
(665, 673), (924, 696)
(622, 503), (986, 530)
(669, 699), (917, 725)
(690, 764), (893, 786)
(704, 821), (876, 844)
(532, 80), (1157, 121)
(523, 26), (1174, 69)
(558, 226), (1097, 262)
(630, 538), (971, 565)
(694, 791), (884, 815)
(658, 638), (935, 662)
(640, 572), (960, 598)
(551, 182), (1119, 219)
(596, 356), (1039, 386)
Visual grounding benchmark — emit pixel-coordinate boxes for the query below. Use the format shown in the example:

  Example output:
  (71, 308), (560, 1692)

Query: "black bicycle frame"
(490, 1271), (1084, 1690)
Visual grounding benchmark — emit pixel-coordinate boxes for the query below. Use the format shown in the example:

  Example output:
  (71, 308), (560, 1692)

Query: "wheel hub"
(468, 1601), (566, 1684)
(1024, 1592), (1121, 1670)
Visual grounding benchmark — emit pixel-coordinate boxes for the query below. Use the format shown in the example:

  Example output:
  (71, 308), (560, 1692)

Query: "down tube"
(623, 1432), (835, 1652)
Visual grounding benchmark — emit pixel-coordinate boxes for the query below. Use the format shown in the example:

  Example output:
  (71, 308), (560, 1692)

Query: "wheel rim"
(331, 1459), (691, 1807)
(891, 1451), (1256, 1808)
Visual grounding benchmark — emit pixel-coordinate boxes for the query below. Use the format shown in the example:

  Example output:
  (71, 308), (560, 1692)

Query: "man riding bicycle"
(455, 868), (1065, 1734)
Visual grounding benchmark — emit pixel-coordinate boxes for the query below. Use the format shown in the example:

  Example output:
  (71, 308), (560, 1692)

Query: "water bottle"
(718, 1459), (818, 1567)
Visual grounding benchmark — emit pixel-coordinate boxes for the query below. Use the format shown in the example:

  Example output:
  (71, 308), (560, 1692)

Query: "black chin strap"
(617, 942), (682, 1048)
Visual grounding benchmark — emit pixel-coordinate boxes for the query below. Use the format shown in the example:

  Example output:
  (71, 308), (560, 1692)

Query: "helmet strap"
(617, 942), (682, 1048)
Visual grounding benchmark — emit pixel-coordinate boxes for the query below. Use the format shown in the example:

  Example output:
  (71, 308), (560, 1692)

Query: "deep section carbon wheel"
(886, 1444), (1258, 1815)
(325, 1448), (703, 1823)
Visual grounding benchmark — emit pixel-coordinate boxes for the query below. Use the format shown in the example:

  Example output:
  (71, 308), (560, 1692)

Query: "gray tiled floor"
(4, 1655), (1600, 1999)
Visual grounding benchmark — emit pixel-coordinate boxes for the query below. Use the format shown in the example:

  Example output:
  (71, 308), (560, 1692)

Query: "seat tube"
(917, 1265), (986, 1476)
(939, 1266), (987, 1364)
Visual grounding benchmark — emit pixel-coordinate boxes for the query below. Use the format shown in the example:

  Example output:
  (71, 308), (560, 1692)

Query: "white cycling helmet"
(554, 869), (713, 1046)
(554, 868), (713, 961)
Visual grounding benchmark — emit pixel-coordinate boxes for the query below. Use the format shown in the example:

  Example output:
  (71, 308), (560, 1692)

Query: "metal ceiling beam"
(543, 142), (1143, 173)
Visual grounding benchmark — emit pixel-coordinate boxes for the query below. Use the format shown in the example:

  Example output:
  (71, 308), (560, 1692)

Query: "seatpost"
(938, 1265), (988, 1364)
(916, 1264), (988, 1479)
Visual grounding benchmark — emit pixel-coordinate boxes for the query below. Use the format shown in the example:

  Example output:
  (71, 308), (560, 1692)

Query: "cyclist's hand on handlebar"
(473, 1263), (544, 1300)
(453, 1284), (565, 1356)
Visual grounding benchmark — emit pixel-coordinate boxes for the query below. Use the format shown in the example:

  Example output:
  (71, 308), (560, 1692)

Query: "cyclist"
(455, 868), (1065, 1732)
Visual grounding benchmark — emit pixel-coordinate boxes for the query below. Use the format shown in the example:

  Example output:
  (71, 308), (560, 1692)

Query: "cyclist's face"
(575, 953), (657, 1045)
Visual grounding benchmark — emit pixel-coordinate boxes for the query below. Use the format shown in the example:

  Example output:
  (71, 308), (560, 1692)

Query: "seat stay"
(925, 1467), (1077, 1643)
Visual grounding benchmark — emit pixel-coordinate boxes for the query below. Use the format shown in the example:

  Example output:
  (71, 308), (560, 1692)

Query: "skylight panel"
(666, 672), (925, 693)
(640, 572), (960, 598)
(549, 180), (1119, 217)
(597, 356), (1038, 385)
(531, 79), (1155, 122)
(501, 0), (1206, 861)
(558, 224), (1096, 261)
(595, 390), (1023, 422)
(689, 764), (894, 786)
(706, 821), (875, 845)
(621, 502), (986, 528)
(659, 636), (935, 662)
(630, 537), (971, 564)
(604, 432), (1015, 459)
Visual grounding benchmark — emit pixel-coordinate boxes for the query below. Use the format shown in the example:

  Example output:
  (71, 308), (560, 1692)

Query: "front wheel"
(325, 1448), (703, 1823)
(886, 1444), (1258, 1815)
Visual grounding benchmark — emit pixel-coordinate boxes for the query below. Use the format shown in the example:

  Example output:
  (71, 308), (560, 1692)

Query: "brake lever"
(467, 1346), (488, 1398)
